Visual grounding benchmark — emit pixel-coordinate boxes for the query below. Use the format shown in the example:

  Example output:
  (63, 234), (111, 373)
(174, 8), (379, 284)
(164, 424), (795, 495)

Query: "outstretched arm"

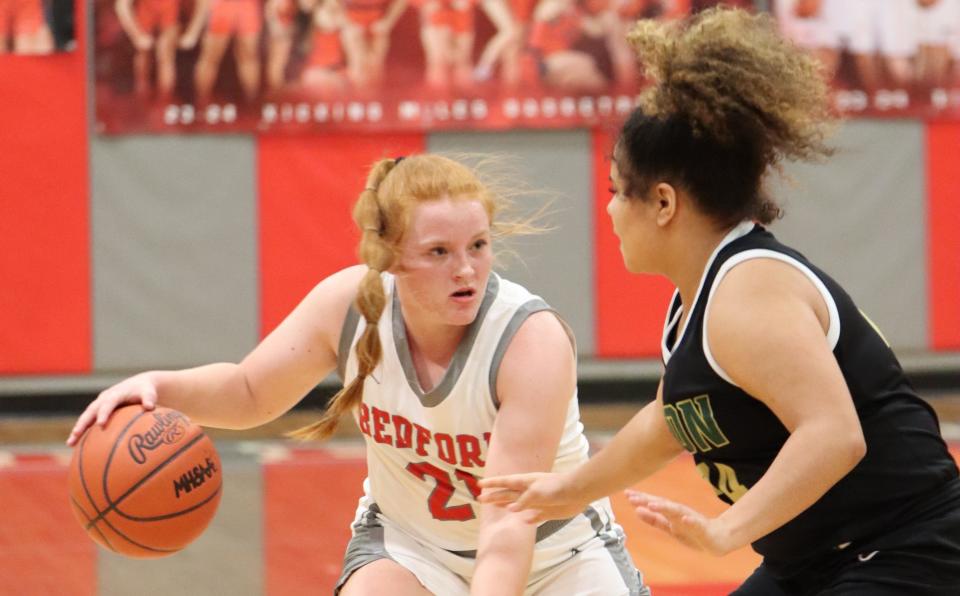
(629, 259), (866, 556)
(480, 380), (684, 522)
(373, 0), (409, 34)
(68, 265), (365, 445)
(179, 0), (210, 49)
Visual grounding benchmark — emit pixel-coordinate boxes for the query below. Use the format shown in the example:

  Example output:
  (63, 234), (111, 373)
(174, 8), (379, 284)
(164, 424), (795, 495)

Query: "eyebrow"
(415, 230), (490, 247)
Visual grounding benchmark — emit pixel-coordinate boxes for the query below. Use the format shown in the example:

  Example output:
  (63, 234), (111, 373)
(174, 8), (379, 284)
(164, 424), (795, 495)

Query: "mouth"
(450, 288), (477, 300)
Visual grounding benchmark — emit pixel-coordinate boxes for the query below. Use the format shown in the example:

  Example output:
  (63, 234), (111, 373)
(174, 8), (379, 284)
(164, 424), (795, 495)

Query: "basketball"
(67, 404), (223, 558)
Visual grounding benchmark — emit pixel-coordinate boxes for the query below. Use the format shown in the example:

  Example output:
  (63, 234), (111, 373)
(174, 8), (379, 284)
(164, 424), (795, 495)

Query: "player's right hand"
(178, 32), (199, 50)
(66, 373), (159, 447)
(135, 33), (154, 51)
(478, 471), (586, 523)
(370, 18), (391, 36)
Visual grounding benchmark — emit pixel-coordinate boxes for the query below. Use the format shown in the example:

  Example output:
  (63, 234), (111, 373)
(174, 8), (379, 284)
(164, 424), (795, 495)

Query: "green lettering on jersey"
(696, 461), (749, 502)
(663, 404), (697, 453)
(676, 395), (730, 452)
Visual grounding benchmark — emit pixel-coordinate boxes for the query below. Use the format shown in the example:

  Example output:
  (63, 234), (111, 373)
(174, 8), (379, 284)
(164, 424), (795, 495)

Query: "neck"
(398, 302), (468, 367)
(667, 220), (739, 311)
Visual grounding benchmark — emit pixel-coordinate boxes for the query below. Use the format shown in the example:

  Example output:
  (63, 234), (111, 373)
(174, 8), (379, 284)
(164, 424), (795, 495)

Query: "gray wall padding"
(91, 136), (259, 370)
(85, 123), (928, 372)
(770, 120), (927, 350)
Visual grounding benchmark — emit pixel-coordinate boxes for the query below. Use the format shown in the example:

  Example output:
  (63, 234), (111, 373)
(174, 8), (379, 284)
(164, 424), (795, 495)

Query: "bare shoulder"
(706, 256), (833, 393)
(507, 310), (573, 356)
(287, 264), (368, 349)
(497, 309), (576, 401)
(237, 265), (369, 395)
(708, 257), (828, 333)
(308, 264), (367, 305)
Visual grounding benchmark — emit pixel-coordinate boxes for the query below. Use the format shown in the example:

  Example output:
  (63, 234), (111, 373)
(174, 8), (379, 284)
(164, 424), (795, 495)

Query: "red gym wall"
(927, 121), (960, 351)
(0, 5), (90, 374)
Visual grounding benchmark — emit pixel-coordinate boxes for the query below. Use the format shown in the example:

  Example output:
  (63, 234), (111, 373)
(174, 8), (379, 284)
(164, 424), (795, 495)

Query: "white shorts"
(335, 501), (649, 595)
(825, 0), (918, 57)
(773, 0), (837, 50)
(916, 0), (960, 49)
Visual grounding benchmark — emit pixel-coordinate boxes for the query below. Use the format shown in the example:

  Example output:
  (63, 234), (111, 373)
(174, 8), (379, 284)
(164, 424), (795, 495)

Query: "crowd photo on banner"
(1, 0), (75, 54)
(774, 0), (960, 112)
(92, 0), (960, 132)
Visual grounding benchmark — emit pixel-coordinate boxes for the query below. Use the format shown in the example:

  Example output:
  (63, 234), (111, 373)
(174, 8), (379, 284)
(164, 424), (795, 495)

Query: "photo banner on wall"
(773, 0), (960, 118)
(0, 0), (76, 54)
(93, 0), (960, 134)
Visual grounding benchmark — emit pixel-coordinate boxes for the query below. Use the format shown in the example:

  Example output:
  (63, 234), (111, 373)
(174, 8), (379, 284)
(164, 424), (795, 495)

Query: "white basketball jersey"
(338, 272), (590, 552)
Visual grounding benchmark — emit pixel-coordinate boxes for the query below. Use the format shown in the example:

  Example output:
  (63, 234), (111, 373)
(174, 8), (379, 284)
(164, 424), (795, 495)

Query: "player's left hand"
(371, 19), (391, 35)
(625, 490), (735, 556)
(134, 33), (154, 51)
(178, 31), (200, 50)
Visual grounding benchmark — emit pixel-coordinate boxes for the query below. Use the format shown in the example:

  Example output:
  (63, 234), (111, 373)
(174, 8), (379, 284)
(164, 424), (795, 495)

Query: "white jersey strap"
(702, 249), (841, 386)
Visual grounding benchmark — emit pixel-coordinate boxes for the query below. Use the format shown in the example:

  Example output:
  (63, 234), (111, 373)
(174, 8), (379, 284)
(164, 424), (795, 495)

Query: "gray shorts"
(334, 502), (649, 595)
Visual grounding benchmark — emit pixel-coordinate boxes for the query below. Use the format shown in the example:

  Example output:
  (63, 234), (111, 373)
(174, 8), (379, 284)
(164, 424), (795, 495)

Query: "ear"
(652, 182), (677, 227)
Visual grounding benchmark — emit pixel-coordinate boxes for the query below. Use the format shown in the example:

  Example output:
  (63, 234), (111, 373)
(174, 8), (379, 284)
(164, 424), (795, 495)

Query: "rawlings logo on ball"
(128, 411), (188, 464)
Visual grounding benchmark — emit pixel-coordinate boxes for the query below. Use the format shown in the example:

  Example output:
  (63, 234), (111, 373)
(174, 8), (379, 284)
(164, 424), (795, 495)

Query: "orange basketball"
(67, 404), (223, 558)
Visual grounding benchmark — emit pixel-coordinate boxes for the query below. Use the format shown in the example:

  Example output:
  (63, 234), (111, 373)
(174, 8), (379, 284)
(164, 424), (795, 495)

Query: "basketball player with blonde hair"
(67, 154), (648, 595)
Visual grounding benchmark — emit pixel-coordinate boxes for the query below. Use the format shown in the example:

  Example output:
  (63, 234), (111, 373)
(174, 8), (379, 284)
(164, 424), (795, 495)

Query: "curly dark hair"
(615, 7), (835, 226)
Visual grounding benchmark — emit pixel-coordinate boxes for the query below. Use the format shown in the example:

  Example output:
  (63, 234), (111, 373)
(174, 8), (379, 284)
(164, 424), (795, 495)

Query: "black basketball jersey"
(660, 222), (958, 568)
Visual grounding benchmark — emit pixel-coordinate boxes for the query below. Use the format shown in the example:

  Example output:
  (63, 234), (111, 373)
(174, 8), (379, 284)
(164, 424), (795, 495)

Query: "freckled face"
(393, 197), (493, 327)
(606, 160), (656, 274)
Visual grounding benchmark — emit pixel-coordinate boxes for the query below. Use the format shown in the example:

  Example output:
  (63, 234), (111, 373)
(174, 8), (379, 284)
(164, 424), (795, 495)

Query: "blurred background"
(2, 0), (960, 594)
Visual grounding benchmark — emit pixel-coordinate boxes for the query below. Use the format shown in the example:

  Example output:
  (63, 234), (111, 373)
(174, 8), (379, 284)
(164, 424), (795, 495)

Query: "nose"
(453, 251), (474, 279)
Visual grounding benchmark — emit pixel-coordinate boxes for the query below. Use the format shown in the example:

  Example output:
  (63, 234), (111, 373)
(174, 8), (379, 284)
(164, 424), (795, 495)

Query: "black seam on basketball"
(89, 510), (181, 555)
(113, 482), (222, 522)
(76, 428), (108, 522)
(81, 484), (221, 556)
(70, 495), (116, 551)
(102, 409), (151, 509)
(85, 431), (206, 529)
(83, 408), (153, 530)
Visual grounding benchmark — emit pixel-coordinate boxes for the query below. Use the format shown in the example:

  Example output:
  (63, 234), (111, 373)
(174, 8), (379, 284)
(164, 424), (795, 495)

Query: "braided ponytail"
(288, 159), (399, 441)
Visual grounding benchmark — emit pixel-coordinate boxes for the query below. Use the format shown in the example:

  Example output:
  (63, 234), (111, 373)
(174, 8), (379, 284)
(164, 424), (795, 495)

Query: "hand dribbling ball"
(68, 404), (223, 558)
